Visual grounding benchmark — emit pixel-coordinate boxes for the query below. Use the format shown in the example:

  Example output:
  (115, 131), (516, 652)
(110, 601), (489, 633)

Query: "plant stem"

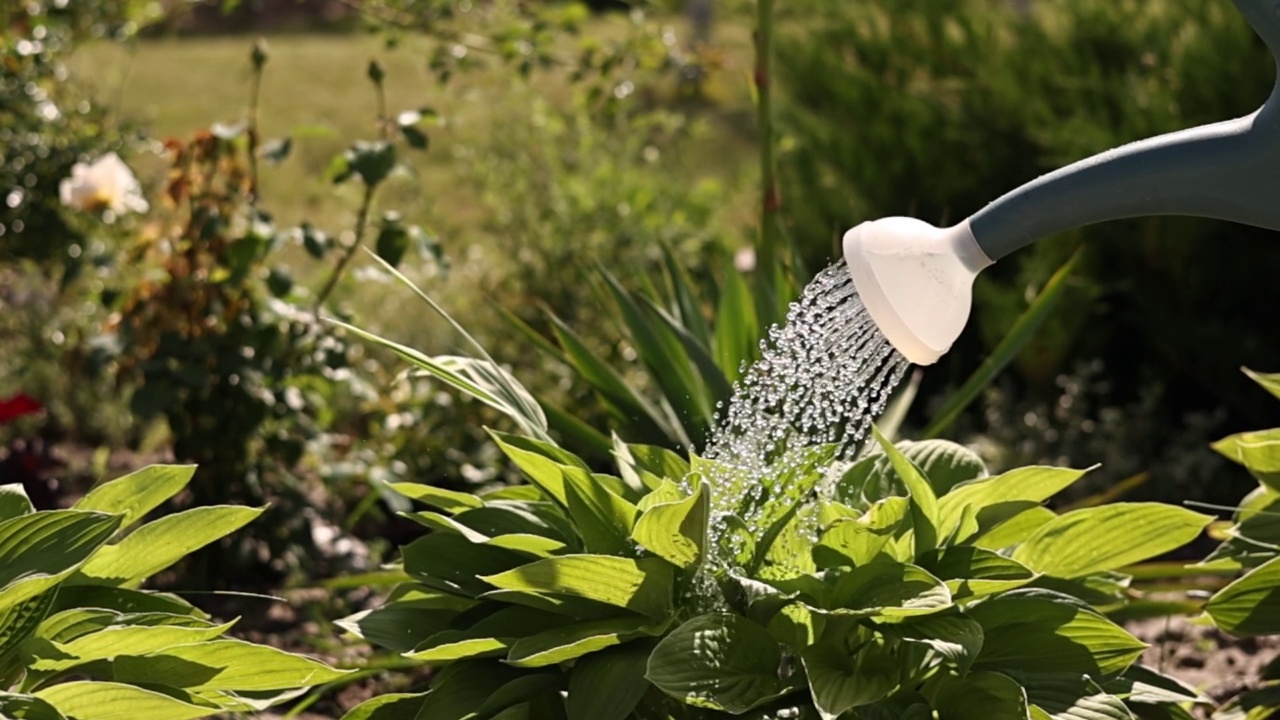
(755, 0), (779, 286)
(314, 183), (376, 311)
(247, 39), (268, 205)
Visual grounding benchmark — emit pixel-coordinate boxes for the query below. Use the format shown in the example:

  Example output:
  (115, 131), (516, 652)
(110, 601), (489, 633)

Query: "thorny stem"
(314, 183), (376, 311)
(755, 0), (780, 289)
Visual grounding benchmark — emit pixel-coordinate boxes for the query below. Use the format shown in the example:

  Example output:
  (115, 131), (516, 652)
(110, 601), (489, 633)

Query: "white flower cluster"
(59, 153), (149, 221)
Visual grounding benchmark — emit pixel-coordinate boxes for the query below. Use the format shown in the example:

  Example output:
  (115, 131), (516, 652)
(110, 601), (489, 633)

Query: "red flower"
(0, 394), (43, 424)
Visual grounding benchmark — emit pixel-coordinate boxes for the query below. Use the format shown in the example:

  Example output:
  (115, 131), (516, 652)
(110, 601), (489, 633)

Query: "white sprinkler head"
(842, 217), (993, 366)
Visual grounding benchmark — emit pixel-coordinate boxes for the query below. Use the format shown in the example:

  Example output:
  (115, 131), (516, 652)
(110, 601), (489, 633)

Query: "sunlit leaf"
(481, 555), (673, 620)
(647, 613), (791, 714)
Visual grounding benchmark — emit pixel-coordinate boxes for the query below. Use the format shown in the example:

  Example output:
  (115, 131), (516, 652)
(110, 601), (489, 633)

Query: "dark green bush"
(778, 0), (1280, 500)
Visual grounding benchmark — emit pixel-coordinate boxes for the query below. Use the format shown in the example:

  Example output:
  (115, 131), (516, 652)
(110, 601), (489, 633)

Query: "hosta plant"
(0, 464), (348, 719)
(1191, 368), (1280, 717)
(336, 274), (1220, 720)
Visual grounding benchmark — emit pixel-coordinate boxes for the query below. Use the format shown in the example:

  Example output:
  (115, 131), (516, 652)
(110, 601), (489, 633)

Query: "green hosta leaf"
(935, 671), (1030, 720)
(1213, 428), (1280, 491)
(562, 466), (638, 556)
(806, 563), (952, 620)
(1009, 671), (1132, 720)
(507, 616), (665, 667)
(404, 531), (531, 596)
(50, 585), (201, 618)
(416, 661), (528, 720)
(72, 506), (262, 588)
(892, 614), (984, 675)
(629, 444), (692, 484)
(385, 483), (483, 514)
(28, 618), (235, 672)
(477, 589), (626, 620)
(0, 693), (65, 720)
(472, 674), (561, 718)
(481, 555), (673, 621)
(1206, 554), (1280, 636)
(940, 466), (1087, 544)
(813, 497), (909, 568)
(336, 604), (460, 654)
(404, 511), (489, 543)
(112, 638), (349, 691)
(0, 511), (123, 612)
(34, 608), (119, 643)
(407, 606), (565, 663)
(1012, 503), (1212, 579)
(492, 434), (569, 505)
(1245, 368), (1280, 401)
(1206, 682), (1280, 720)
(0, 484), (33, 521)
(457, 502), (575, 545)
(0, 588), (56, 660)
(873, 428), (938, 554)
(918, 546), (1039, 600)
(647, 613), (791, 714)
(898, 440), (988, 494)
(637, 480), (684, 512)
(974, 506), (1057, 551)
(35, 682), (216, 720)
(73, 465), (195, 529)
(803, 631), (902, 719)
(969, 592), (1146, 677)
(567, 641), (652, 720)
(1103, 665), (1208, 706)
(483, 534), (567, 558)
(631, 480), (709, 569)
(340, 693), (425, 720)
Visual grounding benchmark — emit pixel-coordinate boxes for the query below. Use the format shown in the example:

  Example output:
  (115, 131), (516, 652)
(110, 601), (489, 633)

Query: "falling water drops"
(699, 262), (909, 553)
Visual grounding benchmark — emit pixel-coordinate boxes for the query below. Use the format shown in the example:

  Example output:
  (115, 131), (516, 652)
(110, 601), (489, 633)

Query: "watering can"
(843, 0), (1280, 366)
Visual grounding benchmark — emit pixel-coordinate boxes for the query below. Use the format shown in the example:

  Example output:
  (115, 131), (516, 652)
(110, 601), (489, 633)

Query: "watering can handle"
(968, 0), (1280, 262)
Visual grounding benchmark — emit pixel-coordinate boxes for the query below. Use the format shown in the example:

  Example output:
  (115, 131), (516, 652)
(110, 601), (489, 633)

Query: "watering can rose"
(58, 152), (149, 219)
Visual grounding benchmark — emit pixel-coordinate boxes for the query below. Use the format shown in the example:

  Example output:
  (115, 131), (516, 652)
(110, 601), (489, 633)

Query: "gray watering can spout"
(844, 0), (1280, 367)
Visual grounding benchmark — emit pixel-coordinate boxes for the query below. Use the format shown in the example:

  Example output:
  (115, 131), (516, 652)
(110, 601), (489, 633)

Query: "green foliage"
(0, 464), (344, 718)
(778, 0), (1280, 493)
(337, 285), (1215, 720)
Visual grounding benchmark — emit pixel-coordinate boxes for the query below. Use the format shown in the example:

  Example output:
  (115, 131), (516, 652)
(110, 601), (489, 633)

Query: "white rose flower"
(58, 152), (149, 219)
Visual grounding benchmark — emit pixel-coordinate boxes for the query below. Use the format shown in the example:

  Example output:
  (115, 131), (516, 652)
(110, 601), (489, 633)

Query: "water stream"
(700, 262), (909, 555)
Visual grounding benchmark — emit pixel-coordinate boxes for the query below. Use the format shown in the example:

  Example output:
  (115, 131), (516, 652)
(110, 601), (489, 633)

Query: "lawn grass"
(68, 20), (760, 347)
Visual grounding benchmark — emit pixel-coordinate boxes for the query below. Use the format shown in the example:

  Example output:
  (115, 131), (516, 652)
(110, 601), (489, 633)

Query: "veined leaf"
(1103, 664), (1209, 706)
(0, 511), (123, 612)
(0, 484), (33, 521)
(0, 588), (56, 660)
(873, 428), (938, 555)
(335, 604), (461, 654)
(1008, 671), (1132, 720)
(49, 585), (202, 618)
(481, 555), (673, 621)
(935, 671), (1031, 720)
(973, 506), (1057, 550)
(917, 546), (1039, 600)
(1012, 503), (1211, 579)
(385, 483), (483, 514)
(567, 641), (652, 720)
(811, 562), (952, 620)
(74, 465), (195, 530)
(477, 589), (629, 620)
(1213, 428), (1280, 491)
(1244, 367), (1280, 401)
(112, 638), (349, 691)
(491, 434), (568, 506)
(631, 480), (709, 569)
(892, 614), (984, 675)
(629, 444), (692, 485)
(339, 693), (424, 720)
(1206, 554), (1280, 636)
(803, 632), (901, 719)
(72, 505), (263, 588)
(28, 619), (236, 672)
(561, 466), (638, 556)
(403, 531), (531, 597)
(647, 613), (790, 714)
(939, 466), (1087, 544)
(406, 606), (567, 663)
(35, 682), (216, 720)
(813, 497), (909, 568)
(0, 693), (65, 720)
(969, 592), (1146, 677)
(506, 616), (664, 667)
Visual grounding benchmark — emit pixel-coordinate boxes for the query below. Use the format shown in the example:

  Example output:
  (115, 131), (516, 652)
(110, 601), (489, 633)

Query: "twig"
(314, 183), (376, 311)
